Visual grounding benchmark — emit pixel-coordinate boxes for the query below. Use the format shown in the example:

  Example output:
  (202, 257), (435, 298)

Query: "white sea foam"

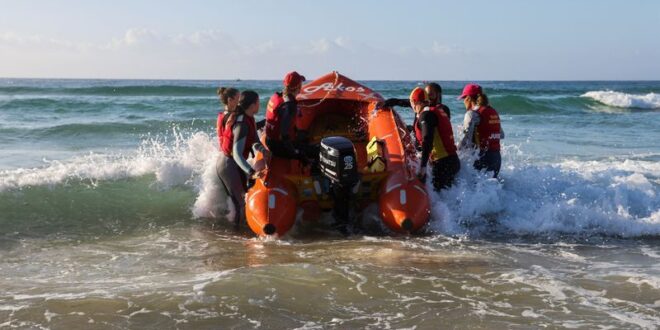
(429, 148), (660, 237)
(582, 91), (660, 109)
(190, 152), (233, 220)
(0, 129), (234, 223)
(1, 131), (658, 237)
(0, 129), (212, 192)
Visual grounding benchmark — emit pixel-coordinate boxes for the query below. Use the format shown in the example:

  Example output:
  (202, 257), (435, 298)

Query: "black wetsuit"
(383, 98), (459, 190)
(415, 110), (460, 191)
(265, 96), (302, 159)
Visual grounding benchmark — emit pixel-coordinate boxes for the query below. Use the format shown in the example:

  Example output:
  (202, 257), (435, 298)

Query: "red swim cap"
(458, 83), (482, 99)
(409, 87), (428, 104)
(283, 71), (306, 87)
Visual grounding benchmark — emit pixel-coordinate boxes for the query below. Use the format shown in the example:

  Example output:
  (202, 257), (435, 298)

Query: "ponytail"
(476, 93), (489, 107)
(217, 87), (239, 106)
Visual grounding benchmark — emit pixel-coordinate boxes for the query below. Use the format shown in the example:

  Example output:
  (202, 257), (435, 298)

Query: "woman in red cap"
(458, 84), (504, 178)
(409, 87), (460, 190)
(264, 71), (306, 160)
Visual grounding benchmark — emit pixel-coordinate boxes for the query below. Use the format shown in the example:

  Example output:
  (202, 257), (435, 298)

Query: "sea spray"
(0, 128), (213, 192)
(191, 151), (234, 221)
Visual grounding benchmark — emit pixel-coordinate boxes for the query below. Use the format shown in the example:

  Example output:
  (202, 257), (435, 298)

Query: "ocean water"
(0, 78), (659, 329)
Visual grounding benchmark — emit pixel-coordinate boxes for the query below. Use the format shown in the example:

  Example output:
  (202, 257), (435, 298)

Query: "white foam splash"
(0, 129), (233, 223)
(0, 129), (213, 192)
(429, 148), (660, 237)
(190, 152), (233, 220)
(582, 91), (660, 109)
(1, 130), (658, 237)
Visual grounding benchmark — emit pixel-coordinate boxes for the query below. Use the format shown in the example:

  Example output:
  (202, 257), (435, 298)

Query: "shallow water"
(1, 79), (659, 328)
(2, 226), (658, 329)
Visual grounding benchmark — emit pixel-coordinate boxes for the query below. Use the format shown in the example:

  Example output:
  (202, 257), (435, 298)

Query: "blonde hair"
(283, 83), (301, 97)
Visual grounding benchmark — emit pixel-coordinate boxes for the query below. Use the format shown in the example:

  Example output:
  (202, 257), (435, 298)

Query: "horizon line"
(2, 76), (659, 83)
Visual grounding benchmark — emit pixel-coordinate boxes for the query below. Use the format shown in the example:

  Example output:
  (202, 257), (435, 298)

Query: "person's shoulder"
(465, 109), (478, 120)
(234, 114), (249, 125)
(420, 110), (437, 122)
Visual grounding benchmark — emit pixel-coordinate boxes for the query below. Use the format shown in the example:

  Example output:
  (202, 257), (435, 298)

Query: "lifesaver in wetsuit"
(220, 114), (257, 159)
(265, 92), (296, 141)
(413, 105), (457, 161)
(474, 106), (501, 152)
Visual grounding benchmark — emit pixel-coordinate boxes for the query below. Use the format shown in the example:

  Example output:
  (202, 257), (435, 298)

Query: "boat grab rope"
(298, 71), (341, 109)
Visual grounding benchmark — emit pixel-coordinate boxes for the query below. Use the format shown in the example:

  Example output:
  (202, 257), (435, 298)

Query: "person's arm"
(383, 98), (412, 108)
(278, 101), (301, 158)
(252, 126), (267, 154)
(232, 120), (255, 175)
(255, 119), (266, 131)
(419, 111), (437, 168)
(459, 111), (479, 150)
(279, 101), (294, 140)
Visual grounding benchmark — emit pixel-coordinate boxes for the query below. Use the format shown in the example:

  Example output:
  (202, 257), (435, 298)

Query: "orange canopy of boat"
(297, 72), (383, 103)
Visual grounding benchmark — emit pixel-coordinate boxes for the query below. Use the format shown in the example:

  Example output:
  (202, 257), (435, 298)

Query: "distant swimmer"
(216, 87), (239, 147)
(264, 71), (307, 161)
(425, 82), (451, 119)
(409, 87), (460, 190)
(217, 91), (270, 225)
(458, 84), (504, 178)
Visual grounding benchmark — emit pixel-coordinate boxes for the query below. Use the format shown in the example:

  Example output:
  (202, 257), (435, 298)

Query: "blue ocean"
(1, 78), (659, 328)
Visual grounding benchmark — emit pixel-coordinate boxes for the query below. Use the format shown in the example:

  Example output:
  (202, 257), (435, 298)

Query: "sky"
(1, 0), (659, 80)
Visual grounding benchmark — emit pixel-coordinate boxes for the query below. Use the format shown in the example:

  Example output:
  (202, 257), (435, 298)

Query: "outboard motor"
(319, 136), (360, 233)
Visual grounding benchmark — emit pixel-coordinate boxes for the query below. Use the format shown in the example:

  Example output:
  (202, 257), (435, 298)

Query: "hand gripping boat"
(246, 72), (430, 236)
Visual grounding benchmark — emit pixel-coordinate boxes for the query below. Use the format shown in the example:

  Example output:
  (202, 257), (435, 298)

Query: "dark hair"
(425, 82), (442, 104)
(217, 87), (239, 106)
(223, 90), (259, 127)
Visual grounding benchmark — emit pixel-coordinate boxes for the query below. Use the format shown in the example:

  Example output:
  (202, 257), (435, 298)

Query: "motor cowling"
(319, 136), (359, 187)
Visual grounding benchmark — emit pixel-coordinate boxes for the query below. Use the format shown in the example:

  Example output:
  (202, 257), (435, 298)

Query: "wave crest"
(582, 91), (660, 109)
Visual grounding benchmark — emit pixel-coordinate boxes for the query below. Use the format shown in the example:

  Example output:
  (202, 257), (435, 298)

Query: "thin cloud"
(0, 28), (476, 79)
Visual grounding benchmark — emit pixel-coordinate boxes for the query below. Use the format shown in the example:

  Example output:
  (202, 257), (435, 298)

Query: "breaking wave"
(582, 91), (660, 109)
(1, 131), (658, 239)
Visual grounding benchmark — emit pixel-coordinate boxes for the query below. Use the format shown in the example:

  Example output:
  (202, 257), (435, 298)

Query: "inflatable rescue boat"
(246, 72), (430, 236)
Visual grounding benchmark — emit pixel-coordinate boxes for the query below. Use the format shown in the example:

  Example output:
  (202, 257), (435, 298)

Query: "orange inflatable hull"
(245, 72), (431, 236)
